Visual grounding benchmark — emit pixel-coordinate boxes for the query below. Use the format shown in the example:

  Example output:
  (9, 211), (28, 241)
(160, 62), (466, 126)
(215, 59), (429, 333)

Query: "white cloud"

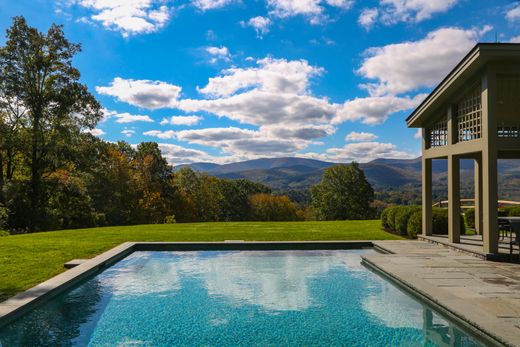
(506, 4), (520, 22)
(414, 129), (422, 140)
(262, 124), (336, 140)
(358, 8), (378, 30)
(357, 27), (483, 96)
(510, 35), (520, 43)
(197, 57), (324, 98)
(180, 90), (338, 127)
(84, 128), (106, 136)
(267, 0), (353, 23)
(71, 0), (172, 37)
(103, 108), (154, 123)
(143, 130), (176, 139)
(160, 115), (203, 126)
(377, 0), (458, 25)
(157, 143), (234, 165)
(345, 131), (378, 142)
(121, 129), (135, 137)
(114, 112), (154, 123)
(192, 0), (236, 11)
(241, 16), (272, 37)
(334, 94), (426, 125)
(146, 127), (311, 156)
(206, 46), (231, 63)
(96, 77), (182, 109)
(302, 141), (418, 162)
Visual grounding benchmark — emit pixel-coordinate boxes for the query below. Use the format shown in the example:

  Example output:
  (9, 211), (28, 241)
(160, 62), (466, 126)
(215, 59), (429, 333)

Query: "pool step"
(64, 259), (89, 269)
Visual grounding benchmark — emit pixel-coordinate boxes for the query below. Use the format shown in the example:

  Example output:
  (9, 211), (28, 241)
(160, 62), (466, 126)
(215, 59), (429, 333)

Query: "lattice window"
(498, 126), (520, 138)
(457, 84), (482, 142)
(427, 119), (448, 147)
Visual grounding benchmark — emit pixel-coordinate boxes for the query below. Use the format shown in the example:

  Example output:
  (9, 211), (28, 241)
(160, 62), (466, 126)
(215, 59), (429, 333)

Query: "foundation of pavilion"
(418, 234), (519, 261)
(407, 43), (520, 256)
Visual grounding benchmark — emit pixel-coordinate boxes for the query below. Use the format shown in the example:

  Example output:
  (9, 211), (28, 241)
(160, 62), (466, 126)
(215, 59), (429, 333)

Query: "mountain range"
(175, 157), (520, 202)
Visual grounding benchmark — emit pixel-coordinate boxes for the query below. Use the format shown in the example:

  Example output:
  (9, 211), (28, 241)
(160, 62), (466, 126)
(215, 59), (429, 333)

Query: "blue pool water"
(0, 250), (483, 346)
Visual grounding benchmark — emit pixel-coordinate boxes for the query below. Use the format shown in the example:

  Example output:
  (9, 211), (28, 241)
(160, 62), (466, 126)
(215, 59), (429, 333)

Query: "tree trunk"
(0, 150), (4, 205)
(30, 114), (41, 231)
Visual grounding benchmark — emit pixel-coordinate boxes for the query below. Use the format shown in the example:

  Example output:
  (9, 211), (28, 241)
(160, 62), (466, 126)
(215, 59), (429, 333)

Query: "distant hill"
(175, 156), (520, 202)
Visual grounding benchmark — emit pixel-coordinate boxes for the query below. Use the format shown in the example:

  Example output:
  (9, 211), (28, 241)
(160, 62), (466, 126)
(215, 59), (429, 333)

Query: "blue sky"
(1, 0), (519, 165)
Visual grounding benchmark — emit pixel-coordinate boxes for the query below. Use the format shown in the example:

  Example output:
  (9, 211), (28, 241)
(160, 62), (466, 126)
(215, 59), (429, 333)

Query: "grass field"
(0, 220), (400, 302)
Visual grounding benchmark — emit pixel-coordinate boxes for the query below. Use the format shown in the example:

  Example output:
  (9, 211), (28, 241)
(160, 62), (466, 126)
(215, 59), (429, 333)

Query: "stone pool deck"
(365, 240), (520, 347)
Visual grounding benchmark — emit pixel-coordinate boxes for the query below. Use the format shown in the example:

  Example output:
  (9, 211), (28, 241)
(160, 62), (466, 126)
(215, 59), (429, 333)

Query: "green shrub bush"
(432, 208), (466, 235)
(0, 230), (9, 237)
(407, 210), (422, 239)
(164, 215), (177, 224)
(505, 206), (520, 217)
(0, 204), (8, 230)
(380, 206), (392, 229)
(385, 206), (400, 231)
(394, 205), (421, 236)
(465, 208), (475, 229)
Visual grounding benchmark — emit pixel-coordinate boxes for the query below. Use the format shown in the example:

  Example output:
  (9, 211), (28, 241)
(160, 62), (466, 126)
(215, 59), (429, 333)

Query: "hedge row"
(382, 205), (465, 238)
(465, 206), (520, 229)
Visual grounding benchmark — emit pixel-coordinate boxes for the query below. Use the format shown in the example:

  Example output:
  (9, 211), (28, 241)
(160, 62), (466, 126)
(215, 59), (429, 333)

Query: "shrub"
(407, 210), (422, 239)
(465, 208), (475, 229)
(394, 205), (421, 236)
(0, 204), (8, 230)
(249, 194), (302, 221)
(432, 208), (466, 235)
(380, 206), (393, 229)
(164, 215), (176, 224)
(385, 206), (401, 231)
(505, 206), (520, 217)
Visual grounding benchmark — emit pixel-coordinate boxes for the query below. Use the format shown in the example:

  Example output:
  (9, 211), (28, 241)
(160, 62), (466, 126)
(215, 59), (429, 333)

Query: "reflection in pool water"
(0, 250), (483, 346)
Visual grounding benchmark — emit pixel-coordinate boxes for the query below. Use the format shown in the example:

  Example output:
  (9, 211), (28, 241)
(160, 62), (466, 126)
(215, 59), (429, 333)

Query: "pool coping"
(361, 256), (508, 347)
(0, 241), (372, 328)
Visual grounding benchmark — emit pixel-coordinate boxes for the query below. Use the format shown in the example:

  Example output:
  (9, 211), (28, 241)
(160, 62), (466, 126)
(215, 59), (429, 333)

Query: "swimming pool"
(0, 249), (483, 346)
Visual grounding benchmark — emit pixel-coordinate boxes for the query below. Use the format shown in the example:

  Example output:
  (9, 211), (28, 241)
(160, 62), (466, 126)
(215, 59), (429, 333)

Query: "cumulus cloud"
(262, 124), (336, 140)
(181, 90), (338, 127)
(143, 130), (176, 139)
(157, 143), (235, 165)
(192, 0), (236, 11)
(121, 129), (135, 137)
(96, 77), (182, 109)
(506, 4), (520, 22)
(267, 0), (354, 24)
(358, 8), (378, 30)
(145, 127), (311, 157)
(160, 115), (203, 126)
(376, 0), (458, 25)
(414, 128), (422, 139)
(335, 94), (426, 125)
(197, 57), (323, 97)
(206, 46), (231, 63)
(84, 128), (106, 136)
(103, 108), (154, 123)
(241, 16), (272, 37)
(345, 131), (378, 142)
(69, 0), (171, 37)
(357, 27), (483, 96)
(302, 141), (418, 162)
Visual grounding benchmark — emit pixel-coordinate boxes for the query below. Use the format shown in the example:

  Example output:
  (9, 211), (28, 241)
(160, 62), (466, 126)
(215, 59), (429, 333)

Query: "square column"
(474, 156), (483, 235)
(448, 154), (461, 243)
(422, 156), (432, 236)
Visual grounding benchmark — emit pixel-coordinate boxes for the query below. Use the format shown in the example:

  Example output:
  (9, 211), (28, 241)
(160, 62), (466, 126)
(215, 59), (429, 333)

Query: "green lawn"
(0, 220), (399, 302)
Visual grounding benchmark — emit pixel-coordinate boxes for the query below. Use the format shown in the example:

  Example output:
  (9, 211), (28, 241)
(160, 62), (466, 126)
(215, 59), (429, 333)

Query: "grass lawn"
(0, 220), (400, 302)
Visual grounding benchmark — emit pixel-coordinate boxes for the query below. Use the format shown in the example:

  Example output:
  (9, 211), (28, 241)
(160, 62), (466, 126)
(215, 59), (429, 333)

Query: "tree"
(249, 193), (302, 221)
(311, 163), (374, 220)
(0, 17), (102, 230)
